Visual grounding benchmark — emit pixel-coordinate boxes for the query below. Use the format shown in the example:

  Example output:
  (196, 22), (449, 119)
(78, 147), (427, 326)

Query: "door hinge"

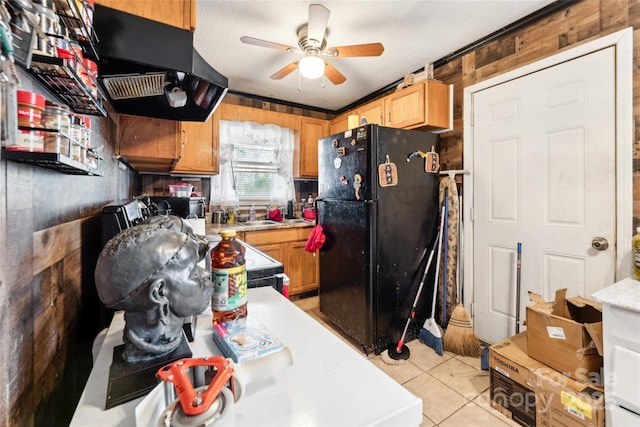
(470, 302), (474, 318)
(470, 207), (474, 221)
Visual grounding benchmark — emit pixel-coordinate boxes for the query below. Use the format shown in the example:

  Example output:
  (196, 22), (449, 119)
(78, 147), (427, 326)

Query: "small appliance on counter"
(101, 197), (285, 293)
(148, 196), (206, 219)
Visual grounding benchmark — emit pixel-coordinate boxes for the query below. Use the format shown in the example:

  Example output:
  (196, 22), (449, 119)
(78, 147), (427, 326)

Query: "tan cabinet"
(116, 114), (183, 173)
(116, 112), (219, 174)
(95, 0), (196, 31)
(385, 80), (450, 130)
(329, 112), (352, 135)
(172, 109), (220, 175)
(243, 227), (318, 296)
(357, 99), (385, 126)
(297, 117), (328, 178)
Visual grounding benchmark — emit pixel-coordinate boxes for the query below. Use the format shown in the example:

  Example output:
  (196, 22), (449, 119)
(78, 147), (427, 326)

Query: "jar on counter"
(17, 90), (45, 128)
(6, 129), (44, 152)
(80, 115), (91, 149)
(42, 101), (70, 133)
(44, 133), (70, 155)
(82, 58), (98, 99)
(69, 114), (83, 161)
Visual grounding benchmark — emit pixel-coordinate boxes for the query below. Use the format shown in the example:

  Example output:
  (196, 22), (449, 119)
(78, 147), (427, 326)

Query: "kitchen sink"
(283, 218), (310, 223)
(241, 220), (280, 226)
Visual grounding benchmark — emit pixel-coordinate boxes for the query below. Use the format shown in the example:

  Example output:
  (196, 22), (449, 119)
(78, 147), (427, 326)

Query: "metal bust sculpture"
(95, 218), (213, 363)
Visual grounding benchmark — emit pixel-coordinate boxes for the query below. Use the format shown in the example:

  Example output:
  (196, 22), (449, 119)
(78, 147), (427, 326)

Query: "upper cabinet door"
(385, 84), (426, 129)
(171, 110), (220, 175)
(299, 118), (328, 178)
(117, 114), (182, 173)
(95, 0), (196, 31)
(357, 100), (385, 126)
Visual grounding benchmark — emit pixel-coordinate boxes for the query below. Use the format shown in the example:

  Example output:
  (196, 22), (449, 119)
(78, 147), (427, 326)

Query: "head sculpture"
(95, 220), (213, 362)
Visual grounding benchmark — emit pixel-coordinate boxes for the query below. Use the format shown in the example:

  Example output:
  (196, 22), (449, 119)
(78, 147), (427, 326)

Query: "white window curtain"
(210, 120), (295, 210)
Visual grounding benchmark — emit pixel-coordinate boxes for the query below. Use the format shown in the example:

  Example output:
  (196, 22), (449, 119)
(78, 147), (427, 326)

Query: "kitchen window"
(211, 120), (295, 209)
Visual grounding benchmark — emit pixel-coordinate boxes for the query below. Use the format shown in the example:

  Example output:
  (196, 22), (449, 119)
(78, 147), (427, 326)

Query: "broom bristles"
(418, 318), (443, 356)
(443, 304), (482, 357)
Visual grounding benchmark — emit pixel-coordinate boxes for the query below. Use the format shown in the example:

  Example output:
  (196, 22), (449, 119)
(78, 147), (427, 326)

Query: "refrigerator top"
(318, 124), (439, 202)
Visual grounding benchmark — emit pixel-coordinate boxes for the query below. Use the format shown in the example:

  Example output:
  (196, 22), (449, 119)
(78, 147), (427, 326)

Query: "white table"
(70, 287), (422, 426)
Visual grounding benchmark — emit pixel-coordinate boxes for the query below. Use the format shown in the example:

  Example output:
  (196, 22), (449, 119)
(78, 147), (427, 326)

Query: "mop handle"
(396, 245), (437, 352)
(516, 242), (522, 334)
(431, 204), (446, 316)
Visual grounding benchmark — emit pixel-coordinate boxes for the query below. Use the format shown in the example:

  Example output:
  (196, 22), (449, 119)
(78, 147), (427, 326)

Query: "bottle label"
(211, 265), (247, 311)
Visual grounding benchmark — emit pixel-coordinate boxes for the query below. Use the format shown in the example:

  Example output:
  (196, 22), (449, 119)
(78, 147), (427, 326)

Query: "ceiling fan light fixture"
(299, 54), (325, 79)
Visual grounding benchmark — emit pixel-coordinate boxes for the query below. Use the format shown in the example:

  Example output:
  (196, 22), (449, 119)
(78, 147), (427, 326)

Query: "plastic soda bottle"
(210, 230), (248, 324)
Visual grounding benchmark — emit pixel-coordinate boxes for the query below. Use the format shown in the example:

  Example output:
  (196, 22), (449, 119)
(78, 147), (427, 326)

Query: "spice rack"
(1, 125), (103, 176)
(27, 0), (106, 117)
(1, 148), (102, 175)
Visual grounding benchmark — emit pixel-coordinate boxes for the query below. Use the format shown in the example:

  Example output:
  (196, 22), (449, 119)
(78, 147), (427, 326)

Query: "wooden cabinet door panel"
(172, 118), (216, 174)
(287, 241), (318, 295)
(95, 0), (194, 31)
(386, 84), (425, 129)
(329, 113), (351, 135)
(299, 118), (327, 177)
(251, 243), (284, 266)
(358, 100), (384, 126)
(117, 114), (181, 171)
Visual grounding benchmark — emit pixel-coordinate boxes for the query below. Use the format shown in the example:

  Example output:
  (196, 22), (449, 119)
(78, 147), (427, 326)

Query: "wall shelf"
(1, 148), (102, 176)
(29, 54), (107, 116)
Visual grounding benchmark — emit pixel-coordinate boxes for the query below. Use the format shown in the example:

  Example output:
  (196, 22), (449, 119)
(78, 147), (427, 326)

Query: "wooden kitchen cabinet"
(243, 227), (318, 296)
(116, 114), (183, 173)
(329, 112), (352, 135)
(357, 99), (385, 126)
(117, 110), (219, 174)
(297, 117), (328, 177)
(385, 80), (450, 130)
(95, 0), (196, 31)
(171, 109), (220, 175)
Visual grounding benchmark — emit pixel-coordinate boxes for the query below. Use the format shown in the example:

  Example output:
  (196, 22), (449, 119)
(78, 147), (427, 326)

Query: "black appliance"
(317, 125), (440, 354)
(148, 196), (206, 219)
(100, 198), (285, 292)
(93, 5), (228, 122)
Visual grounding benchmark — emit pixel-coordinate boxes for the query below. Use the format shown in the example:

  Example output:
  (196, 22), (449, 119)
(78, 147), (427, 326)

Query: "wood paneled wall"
(0, 68), (136, 425)
(432, 0), (639, 189)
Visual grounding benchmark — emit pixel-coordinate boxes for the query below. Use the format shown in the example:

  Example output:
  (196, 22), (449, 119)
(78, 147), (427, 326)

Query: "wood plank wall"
(433, 0), (639, 189)
(0, 67), (136, 425)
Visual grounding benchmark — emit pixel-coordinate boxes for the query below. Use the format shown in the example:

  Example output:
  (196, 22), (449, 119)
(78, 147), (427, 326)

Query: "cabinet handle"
(387, 112), (391, 124)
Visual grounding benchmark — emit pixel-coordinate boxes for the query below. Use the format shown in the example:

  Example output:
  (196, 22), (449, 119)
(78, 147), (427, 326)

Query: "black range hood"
(93, 5), (228, 122)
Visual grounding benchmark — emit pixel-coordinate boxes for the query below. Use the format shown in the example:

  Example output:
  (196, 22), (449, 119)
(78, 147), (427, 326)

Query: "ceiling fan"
(240, 4), (384, 85)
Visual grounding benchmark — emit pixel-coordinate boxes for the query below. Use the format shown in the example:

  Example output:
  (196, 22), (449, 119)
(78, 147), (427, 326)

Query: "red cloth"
(305, 224), (326, 253)
(268, 208), (283, 222)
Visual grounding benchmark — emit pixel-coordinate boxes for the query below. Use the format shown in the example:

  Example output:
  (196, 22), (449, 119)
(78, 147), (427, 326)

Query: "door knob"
(592, 237), (608, 251)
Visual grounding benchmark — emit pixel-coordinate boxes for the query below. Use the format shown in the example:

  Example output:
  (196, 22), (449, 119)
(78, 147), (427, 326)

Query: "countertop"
(592, 277), (640, 311)
(70, 287), (422, 426)
(207, 218), (315, 234)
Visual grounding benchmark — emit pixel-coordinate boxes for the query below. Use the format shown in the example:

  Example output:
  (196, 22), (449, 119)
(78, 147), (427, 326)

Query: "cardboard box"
(534, 366), (605, 427)
(527, 289), (603, 383)
(489, 332), (544, 427)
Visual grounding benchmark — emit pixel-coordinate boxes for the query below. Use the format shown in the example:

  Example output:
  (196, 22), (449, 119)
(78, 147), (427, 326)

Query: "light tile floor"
(292, 295), (520, 427)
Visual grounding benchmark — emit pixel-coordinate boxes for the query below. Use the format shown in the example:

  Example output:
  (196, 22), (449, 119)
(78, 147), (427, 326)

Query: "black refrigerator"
(317, 124), (440, 355)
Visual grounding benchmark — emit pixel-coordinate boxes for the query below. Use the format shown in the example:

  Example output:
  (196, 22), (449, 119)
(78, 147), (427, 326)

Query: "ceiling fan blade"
(325, 43), (385, 58)
(324, 61), (346, 85)
(241, 36), (298, 52)
(270, 61), (299, 80)
(307, 4), (330, 44)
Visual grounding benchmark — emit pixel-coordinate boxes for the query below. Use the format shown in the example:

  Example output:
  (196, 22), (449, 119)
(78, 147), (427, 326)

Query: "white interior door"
(471, 47), (617, 344)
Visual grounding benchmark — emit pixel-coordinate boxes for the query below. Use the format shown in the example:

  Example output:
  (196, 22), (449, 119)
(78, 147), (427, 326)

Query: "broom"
(442, 190), (481, 358)
(418, 196), (446, 355)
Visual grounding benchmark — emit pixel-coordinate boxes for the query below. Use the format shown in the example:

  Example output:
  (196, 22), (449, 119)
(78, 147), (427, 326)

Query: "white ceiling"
(194, 0), (556, 112)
